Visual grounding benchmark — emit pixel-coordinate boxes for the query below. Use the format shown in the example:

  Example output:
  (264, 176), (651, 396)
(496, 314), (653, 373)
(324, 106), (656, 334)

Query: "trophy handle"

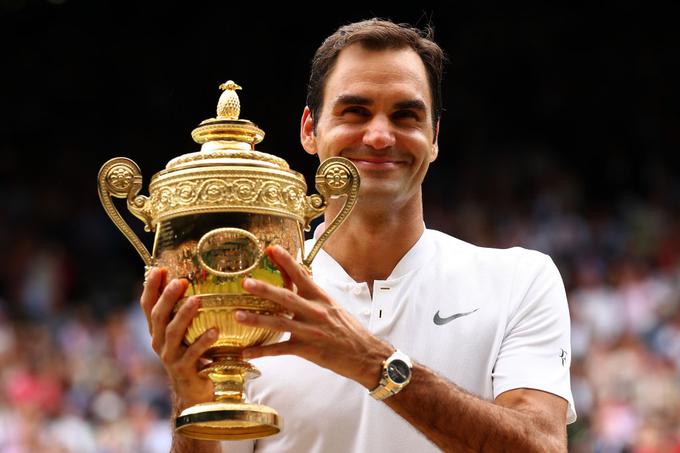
(302, 157), (360, 268)
(98, 157), (154, 266)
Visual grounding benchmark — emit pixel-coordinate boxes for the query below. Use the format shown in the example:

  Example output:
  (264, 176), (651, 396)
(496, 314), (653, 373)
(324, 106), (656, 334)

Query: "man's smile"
(343, 154), (408, 171)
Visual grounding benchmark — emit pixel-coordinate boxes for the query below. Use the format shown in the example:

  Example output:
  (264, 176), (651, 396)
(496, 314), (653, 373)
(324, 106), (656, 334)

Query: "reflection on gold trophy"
(97, 81), (359, 440)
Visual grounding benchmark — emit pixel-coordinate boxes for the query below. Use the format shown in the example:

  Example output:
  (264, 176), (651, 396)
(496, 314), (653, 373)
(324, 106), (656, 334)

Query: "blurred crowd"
(0, 150), (678, 452)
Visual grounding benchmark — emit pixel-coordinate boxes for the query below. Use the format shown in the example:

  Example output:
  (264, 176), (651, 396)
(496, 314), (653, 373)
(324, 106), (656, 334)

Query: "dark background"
(1, 1), (679, 451)
(2, 2), (678, 269)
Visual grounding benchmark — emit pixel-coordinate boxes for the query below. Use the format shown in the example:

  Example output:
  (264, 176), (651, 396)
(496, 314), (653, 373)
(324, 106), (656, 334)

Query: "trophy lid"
(165, 81), (289, 171)
(98, 79), (359, 266)
(132, 81), (311, 229)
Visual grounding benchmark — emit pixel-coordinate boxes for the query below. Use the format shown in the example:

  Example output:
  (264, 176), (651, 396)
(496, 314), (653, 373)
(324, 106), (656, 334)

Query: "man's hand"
(140, 267), (217, 411)
(234, 245), (392, 389)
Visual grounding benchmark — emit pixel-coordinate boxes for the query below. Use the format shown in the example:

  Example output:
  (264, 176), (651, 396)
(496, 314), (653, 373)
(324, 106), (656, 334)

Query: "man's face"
(301, 44), (439, 208)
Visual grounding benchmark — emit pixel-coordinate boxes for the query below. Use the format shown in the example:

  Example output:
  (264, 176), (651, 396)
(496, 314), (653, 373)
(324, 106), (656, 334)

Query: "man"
(141, 19), (576, 452)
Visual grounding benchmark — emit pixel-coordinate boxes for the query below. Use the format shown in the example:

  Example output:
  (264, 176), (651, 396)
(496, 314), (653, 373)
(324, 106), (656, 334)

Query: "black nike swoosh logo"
(433, 308), (479, 326)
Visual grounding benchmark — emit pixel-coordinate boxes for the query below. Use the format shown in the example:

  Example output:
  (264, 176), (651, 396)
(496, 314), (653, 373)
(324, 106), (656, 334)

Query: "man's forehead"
(323, 45), (432, 107)
(330, 45), (428, 80)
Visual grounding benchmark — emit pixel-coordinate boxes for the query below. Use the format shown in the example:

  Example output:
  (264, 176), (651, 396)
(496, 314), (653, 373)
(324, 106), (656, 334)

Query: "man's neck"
(320, 196), (425, 290)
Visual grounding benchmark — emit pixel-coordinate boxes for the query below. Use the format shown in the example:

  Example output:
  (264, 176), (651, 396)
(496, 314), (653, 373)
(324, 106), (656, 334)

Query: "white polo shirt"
(223, 229), (576, 453)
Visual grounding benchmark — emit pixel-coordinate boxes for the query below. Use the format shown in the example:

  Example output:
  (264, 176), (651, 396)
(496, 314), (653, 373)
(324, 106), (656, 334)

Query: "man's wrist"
(358, 339), (394, 389)
(172, 392), (210, 417)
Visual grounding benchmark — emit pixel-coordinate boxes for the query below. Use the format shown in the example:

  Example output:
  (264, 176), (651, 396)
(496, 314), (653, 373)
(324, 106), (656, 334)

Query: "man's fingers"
(181, 328), (219, 369)
(158, 268), (169, 295)
(141, 267), (170, 334)
(150, 278), (188, 352)
(265, 246), (293, 290)
(140, 268), (162, 323)
(242, 278), (320, 318)
(163, 296), (201, 362)
(242, 341), (299, 360)
(234, 310), (321, 339)
(267, 246), (319, 296)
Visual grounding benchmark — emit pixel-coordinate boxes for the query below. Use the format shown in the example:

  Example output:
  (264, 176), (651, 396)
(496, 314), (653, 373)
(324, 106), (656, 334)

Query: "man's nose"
(362, 115), (395, 150)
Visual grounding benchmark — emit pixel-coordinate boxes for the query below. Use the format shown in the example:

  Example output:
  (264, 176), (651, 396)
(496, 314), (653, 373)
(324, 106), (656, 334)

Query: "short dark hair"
(306, 18), (447, 135)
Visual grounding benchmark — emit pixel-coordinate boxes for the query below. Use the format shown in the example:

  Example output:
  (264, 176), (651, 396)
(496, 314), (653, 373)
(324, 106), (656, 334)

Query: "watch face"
(387, 359), (410, 384)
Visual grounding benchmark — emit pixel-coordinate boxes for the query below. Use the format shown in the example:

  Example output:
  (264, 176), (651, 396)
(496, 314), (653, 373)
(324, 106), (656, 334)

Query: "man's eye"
(392, 110), (419, 121)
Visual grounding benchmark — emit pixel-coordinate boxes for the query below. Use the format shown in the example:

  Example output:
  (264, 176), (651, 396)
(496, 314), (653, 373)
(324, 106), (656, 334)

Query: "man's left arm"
(235, 246), (569, 452)
(381, 363), (567, 452)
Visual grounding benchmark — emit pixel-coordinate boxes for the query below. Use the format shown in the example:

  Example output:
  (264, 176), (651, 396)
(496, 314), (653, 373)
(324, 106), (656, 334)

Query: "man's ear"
(300, 106), (317, 155)
(431, 119), (440, 162)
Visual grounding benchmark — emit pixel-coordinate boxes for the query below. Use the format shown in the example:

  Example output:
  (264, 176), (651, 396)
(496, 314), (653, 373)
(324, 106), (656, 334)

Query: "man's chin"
(356, 184), (410, 206)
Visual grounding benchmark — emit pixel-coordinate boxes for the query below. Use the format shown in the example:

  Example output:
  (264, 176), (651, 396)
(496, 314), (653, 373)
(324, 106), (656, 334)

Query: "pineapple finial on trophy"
(217, 80), (242, 119)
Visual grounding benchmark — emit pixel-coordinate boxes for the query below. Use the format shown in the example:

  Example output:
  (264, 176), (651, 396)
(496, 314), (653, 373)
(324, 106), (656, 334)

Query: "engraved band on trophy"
(97, 81), (360, 441)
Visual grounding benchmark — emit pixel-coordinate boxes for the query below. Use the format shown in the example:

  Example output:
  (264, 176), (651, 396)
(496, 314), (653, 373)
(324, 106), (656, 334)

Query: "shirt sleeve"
(492, 252), (577, 424)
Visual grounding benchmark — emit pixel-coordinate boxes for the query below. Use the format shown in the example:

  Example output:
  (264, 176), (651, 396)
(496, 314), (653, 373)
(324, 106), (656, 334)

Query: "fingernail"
(144, 268), (156, 284)
(174, 279), (187, 291)
(243, 278), (256, 290)
(234, 311), (247, 321)
(207, 328), (218, 339)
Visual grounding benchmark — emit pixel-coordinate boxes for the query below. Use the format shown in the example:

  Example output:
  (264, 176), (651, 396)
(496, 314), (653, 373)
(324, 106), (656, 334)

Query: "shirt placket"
(369, 281), (398, 333)
(348, 282), (372, 327)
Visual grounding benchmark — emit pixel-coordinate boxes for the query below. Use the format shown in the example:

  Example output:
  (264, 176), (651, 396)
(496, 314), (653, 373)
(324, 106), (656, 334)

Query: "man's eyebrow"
(394, 99), (427, 111)
(334, 94), (373, 106)
(332, 95), (427, 112)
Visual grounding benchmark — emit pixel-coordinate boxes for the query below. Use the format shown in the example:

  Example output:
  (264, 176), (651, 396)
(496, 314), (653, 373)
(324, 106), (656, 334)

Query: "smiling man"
(141, 19), (576, 452)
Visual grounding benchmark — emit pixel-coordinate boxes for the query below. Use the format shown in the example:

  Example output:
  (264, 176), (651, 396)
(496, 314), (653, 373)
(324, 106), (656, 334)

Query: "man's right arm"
(141, 267), (247, 453)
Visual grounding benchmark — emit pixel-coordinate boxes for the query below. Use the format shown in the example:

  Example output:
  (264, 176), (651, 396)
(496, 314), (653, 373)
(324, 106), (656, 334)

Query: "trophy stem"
(176, 355), (279, 441)
(213, 378), (246, 402)
(204, 355), (260, 403)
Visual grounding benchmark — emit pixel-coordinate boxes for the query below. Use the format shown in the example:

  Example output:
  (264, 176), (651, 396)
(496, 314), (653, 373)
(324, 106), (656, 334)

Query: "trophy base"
(175, 401), (281, 441)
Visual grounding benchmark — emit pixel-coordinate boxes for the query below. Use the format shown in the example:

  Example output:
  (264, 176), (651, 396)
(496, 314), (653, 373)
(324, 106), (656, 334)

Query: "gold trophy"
(97, 81), (359, 440)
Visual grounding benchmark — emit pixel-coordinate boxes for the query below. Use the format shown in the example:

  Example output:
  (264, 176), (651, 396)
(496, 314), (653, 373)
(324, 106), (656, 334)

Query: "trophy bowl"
(97, 81), (359, 440)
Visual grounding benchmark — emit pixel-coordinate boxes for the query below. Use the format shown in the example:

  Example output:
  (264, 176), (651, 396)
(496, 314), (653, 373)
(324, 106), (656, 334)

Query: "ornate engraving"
(324, 164), (349, 189)
(148, 172), (308, 225)
(283, 185), (305, 212)
(177, 182), (199, 203)
(260, 182), (284, 207)
(202, 180), (229, 203)
(233, 179), (258, 203)
(107, 165), (135, 192)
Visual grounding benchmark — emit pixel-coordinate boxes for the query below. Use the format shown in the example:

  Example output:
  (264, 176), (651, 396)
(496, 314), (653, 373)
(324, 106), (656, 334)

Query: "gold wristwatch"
(369, 349), (413, 400)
